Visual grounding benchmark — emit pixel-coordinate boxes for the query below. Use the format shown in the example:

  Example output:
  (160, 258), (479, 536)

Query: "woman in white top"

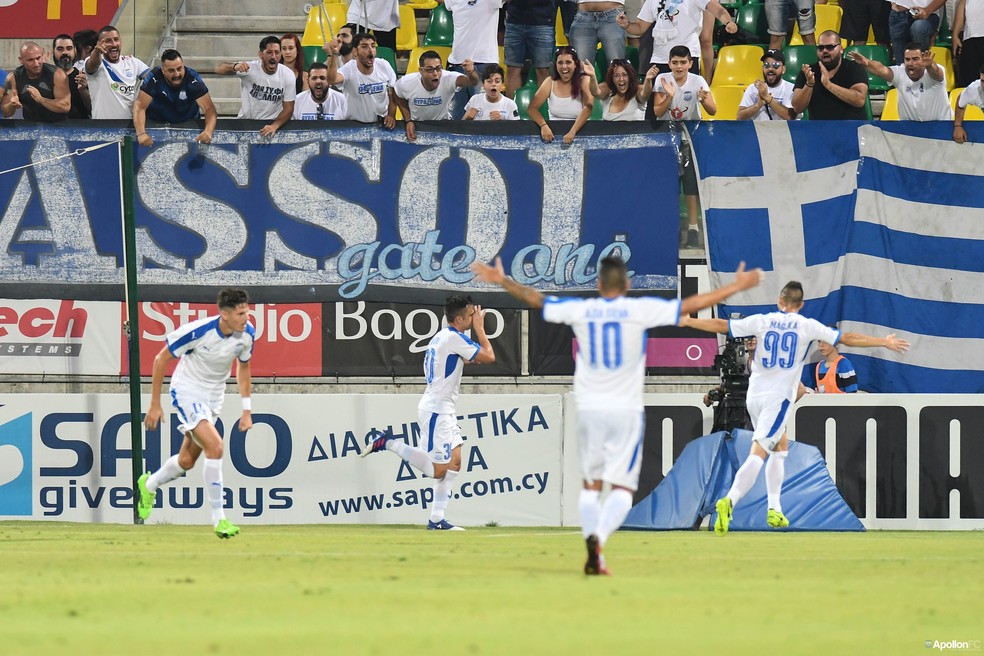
(528, 46), (594, 143)
(585, 58), (657, 121)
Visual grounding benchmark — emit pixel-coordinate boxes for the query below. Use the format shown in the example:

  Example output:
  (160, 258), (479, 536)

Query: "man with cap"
(737, 48), (796, 120)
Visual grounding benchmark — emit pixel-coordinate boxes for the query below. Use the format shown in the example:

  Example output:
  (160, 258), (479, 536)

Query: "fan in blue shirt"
(133, 49), (217, 147)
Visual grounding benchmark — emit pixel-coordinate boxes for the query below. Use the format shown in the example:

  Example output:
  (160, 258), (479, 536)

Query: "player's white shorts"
(746, 393), (793, 452)
(417, 410), (463, 465)
(577, 408), (645, 491)
(169, 387), (222, 437)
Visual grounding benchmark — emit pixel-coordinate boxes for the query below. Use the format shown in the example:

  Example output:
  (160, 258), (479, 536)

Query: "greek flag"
(689, 121), (984, 393)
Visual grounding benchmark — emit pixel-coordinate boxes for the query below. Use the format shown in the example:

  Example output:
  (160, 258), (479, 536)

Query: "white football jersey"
(543, 296), (681, 411)
(729, 312), (839, 401)
(167, 315), (255, 401)
(86, 55), (149, 119)
(394, 71), (462, 120)
(418, 326), (481, 414)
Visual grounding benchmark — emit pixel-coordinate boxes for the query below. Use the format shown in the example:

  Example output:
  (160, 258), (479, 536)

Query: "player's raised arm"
(679, 262), (764, 316)
(471, 256), (546, 309)
(469, 305), (496, 364)
(679, 316), (730, 333)
(839, 332), (911, 353)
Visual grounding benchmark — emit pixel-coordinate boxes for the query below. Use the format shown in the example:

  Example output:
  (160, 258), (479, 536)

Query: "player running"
(137, 288), (255, 538)
(684, 281), (910, 534)
(360, 295), (495, 530)
(472, 255), (763, 574)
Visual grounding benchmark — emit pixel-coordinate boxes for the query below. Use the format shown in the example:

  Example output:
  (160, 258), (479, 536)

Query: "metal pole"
(121, 136), (145, 525)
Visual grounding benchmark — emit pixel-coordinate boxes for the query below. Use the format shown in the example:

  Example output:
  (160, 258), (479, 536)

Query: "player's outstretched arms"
(471, 256), (546, 309)
(679, 316), (729, 333)
(840, 332), (910, 353)
(679, 261), (764, 316)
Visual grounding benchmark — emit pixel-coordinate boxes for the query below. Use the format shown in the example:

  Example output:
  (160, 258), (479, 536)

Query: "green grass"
(1, 523), (981, 655)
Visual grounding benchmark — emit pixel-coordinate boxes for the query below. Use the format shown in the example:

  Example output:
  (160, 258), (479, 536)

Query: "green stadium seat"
(376, 46), (398, 74)
(514, 84), (549, 121)
(302, 45), (328, 66)
(734, 3), (770, 47)
(423, 4), (454, 47)
(782, 45), (818, 84)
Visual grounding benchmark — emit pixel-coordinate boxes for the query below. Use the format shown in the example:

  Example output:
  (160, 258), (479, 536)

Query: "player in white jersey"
(361, 295), (495, 530)
(684, 281), (910, 535)
(137, 289), (256, 539)
(472, 255), (763, 574)
(84, 25), (149, 119)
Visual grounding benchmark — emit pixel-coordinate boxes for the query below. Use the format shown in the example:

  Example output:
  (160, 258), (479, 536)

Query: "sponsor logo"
(0, 300), (87, 357)
(0, 412), (33, 516)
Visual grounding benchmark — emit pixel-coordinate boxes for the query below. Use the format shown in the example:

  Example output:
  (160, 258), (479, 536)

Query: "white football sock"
(596, 489), (634, 546)
(766, 451), (788, 512)
(727, 453), (765, 506)
(203, 458), (226, 525)
(387, 441), (436, 477)
(146, 455), (185, 493)
(430, 469), (459, 522)
(579, 488), (601, 539)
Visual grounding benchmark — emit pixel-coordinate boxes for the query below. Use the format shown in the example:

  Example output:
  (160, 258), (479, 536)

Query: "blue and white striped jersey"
(543, 295), (681, 411)
(418, 326), (481, 414)
(729, 312), (839, 401)
(167, 315), (255, 400)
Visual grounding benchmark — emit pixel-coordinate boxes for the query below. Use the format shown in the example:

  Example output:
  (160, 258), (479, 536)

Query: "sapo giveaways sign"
(0, 394), (563, 526)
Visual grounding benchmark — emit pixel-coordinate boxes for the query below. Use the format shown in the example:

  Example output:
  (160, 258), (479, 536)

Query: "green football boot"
(215, 519), (241, 539)
(767, 509), (790, 529)
(136, 473), (156, 521)
(714, 497), (733, 536)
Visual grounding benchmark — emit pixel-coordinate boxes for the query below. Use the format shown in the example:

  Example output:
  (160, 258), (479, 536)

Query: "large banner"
(691, 121), (984, 394)
(0, 394), (563, 526)
(0, 0), (120, 38)
(0, 125), (681, 303)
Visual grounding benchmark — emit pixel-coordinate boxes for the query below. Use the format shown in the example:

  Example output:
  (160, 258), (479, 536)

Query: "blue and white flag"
(690, 120), (984, 393)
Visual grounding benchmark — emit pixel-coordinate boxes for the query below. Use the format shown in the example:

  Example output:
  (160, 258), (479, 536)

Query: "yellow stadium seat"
(708, 85), (747, 120)
(404, 0), (438, 9)
(789, 4), (843, 46)
(396, 5), (418, 51)
(556, 8), (568, 46)
(406, 45), (452, 74)
(301, 3), (348, 47)
(711, 45), (765, 88)
(950, 88), (984, 120)
(880, 88), (899, 120)
(931, 46), (955, 91)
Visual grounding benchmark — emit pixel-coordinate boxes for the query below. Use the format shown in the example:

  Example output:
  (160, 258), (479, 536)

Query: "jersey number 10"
(587, 321), (623, 369)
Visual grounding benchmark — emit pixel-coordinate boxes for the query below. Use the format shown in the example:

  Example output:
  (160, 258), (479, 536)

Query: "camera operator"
(703, 335), (756, 433)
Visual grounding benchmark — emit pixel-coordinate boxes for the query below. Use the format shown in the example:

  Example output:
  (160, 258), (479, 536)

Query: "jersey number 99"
(761, 330), (798, 369)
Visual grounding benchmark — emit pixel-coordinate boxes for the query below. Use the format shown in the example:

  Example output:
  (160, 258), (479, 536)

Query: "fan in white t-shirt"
(84, 26), (149, 119)
(325, 33), (397, 127)
(216, 36), (296, 136)
(395, 52), (478, 139)
(737, 49), (796, 121)
(293, 62), (348, 120)
(848, 46), (951, 121)
(464, 65), (519, 120)
(954, 73), (984, 144)
(652, 46), (715, 120)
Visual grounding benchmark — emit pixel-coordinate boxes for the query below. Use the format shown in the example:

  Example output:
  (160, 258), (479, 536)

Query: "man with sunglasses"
(791, 30), (869, 119)
(737, 48), (796, 120)
(394, 51), (478, 141)
(293, 62), (347, 120)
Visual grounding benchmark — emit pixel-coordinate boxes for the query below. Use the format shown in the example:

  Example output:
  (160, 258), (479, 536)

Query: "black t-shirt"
(14, 63), (67, 122)
(794, 58), (868, 120)
(506, 0), (555, 26)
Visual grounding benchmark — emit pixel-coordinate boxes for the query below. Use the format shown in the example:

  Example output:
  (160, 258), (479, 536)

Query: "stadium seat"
(301, 3), (348, 48)
(396, 5), (419, 52)
(788, 4), (843, 46)
(302, 45), (328, 66)
(514, 82), (549, 121)
(708, 84), (747, 120)
(782, 45), (818, 84)
(931, 46), (955, 91)
(405, 46), (452, 74)
(423, 4), (454, 46)
(590, 97), (604, 120)
(404, 0), (438, 9)
(880, 88), (900, 120)
(376, 46), (398, 74)
(734, 3), (770, 47)
(556, 8), (568, 47)
(844, 45), (892, 92)
(936, 12), (952, 48)
(951, 88), (984, 120)
(711, 45), (765, 87)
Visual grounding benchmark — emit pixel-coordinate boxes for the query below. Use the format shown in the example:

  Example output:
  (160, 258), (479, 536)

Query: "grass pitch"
(1, 523), (980, 656)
